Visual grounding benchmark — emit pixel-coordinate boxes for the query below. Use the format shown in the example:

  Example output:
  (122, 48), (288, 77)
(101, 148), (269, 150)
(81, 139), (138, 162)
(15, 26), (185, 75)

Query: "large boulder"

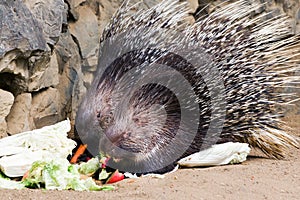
(0, 89), (14, 138)
(6, 93), (33, 135)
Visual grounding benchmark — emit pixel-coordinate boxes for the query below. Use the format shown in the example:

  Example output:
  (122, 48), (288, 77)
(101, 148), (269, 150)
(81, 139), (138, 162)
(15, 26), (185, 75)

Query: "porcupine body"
(75, 0), (300, 174)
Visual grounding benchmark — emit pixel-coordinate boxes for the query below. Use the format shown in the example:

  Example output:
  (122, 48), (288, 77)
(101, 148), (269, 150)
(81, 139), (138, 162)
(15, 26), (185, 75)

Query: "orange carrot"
(22, 170), (29, 181)
(70, 144), (87, 164)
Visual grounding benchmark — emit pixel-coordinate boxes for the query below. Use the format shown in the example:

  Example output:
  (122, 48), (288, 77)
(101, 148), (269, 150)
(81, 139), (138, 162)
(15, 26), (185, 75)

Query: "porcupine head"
(75, 0), (300, 174)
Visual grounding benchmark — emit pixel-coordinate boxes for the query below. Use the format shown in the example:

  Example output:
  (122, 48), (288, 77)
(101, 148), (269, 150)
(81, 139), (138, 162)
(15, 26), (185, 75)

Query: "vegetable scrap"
(98, 157), (125, 184)
(70, 144), (88, 164)
(0, 119), (251, 191)
(106, 170), (125, 184)
(177, 142), (251, 167)
(22, 159), (114, 191)
(0, 119), (76, 177)
(0, 119), (119, 191)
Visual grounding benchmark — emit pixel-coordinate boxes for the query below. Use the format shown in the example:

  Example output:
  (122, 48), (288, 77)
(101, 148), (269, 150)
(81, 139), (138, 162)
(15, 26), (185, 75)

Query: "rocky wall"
(0, 0), (299, 138)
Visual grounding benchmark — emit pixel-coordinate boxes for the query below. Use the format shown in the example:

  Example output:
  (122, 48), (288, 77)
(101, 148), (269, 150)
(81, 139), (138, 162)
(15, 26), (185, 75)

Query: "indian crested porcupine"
(75, 0), (300, 174)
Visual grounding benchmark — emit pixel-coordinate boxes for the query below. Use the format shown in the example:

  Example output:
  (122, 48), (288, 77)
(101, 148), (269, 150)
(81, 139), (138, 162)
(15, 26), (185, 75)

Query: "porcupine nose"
(105, 127), (124, 144)
(100, 126), (130, 156)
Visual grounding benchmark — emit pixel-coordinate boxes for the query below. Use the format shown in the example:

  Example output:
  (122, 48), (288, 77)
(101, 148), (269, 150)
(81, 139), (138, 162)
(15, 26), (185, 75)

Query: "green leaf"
(21, 158), (114, 191)
(98, 169), (111, 181)
(78, 157), (100, 175)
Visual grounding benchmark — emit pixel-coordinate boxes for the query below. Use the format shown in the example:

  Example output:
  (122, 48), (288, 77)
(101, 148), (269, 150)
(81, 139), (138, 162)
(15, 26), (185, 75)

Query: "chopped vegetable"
(22, 170), (29, 180)
(78, 157), (100, 175)
(98, 156), (124, 184)
(106, 170), (125, 184)
(99, 169), (111, 181)
(22, 159), (114, 191)
(70, 144), (87, 164)
(177, 142), (251, 167)
(0, 172), (24, 189)
(22, 160), (47, 188)
(82, 177), (114, 191)
(100, 156), (109, 168)
(0, 119), (76, 177)
(0, 119), (119, 191)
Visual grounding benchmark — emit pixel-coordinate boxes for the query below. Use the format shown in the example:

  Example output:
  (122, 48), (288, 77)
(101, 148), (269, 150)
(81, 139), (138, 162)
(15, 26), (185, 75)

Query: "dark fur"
(75, 0), (299, 174)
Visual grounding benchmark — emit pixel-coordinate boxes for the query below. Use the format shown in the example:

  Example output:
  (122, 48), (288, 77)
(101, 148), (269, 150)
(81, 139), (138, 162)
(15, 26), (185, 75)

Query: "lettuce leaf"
(22, 158), (114, 191)
(99, 169), (111, 181)
(22, 160), (47, 188)
(78, 157), (100, 175)
(0, 171), (24, 189)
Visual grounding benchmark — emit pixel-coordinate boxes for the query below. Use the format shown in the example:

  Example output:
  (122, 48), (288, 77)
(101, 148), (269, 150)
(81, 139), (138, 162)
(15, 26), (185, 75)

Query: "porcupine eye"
(132, 117), (148, 127)
(97, 112), (113, 129)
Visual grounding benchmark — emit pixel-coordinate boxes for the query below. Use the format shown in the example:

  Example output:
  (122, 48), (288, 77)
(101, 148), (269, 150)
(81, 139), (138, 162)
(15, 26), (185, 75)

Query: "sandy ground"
(0, 117), (299, 200)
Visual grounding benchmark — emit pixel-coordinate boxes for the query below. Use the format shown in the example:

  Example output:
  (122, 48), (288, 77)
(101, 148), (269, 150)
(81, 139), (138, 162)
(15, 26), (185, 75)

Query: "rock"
(295, 8), (300, 34)
(69, 5), (100, 59)
(187, 0), (199, 13)
(81, 55), (98, 88)
(27, 51), (59, 92)
(98, 0), (120, 35)
(64, 0), (87, 20)
(0, 90), (14, 116)
(0, 51), (24, 75)
(24, 0), (67, 46)
(23, 0), (66, 92)
(0, 89), (14, 138)
(0, 51), (28, 95)
(73, 0), (86, 8)
(0, 120), (7, 138)
(0, 0), (65, 94)
(55, 32), (86, 122)
(6, 93), (34, 135)
(30, 88), (60, 129)
(0, 0), (47, 58)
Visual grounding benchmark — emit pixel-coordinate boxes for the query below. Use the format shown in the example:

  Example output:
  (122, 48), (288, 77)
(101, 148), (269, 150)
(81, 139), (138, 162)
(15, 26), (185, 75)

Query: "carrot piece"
(70, 144), (87, 164)
(22, 170), (29, 181)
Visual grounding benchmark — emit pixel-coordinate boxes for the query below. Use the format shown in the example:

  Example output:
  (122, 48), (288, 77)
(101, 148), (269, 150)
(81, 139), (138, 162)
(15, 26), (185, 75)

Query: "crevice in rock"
(79, 1), (88, 7)
(0, 72), (27, 96)
(70, 34), (83, 59)
(47, 42), (56, 53)
(31, 86), (53, 97)
(64, 0), (77, 23)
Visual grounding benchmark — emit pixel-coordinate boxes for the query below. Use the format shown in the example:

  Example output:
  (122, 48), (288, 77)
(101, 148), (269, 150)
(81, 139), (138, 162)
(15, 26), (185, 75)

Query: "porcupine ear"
(190, 0), (300, 158)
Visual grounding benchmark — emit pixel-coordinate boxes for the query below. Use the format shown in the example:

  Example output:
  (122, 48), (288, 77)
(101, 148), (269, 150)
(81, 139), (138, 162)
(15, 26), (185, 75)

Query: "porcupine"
(75, 0), (300, 174)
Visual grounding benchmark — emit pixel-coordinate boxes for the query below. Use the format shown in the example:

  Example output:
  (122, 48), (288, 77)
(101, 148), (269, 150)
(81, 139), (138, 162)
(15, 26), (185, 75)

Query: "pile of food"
(0, 119), (250, 191)
(0, 119), (120, 191)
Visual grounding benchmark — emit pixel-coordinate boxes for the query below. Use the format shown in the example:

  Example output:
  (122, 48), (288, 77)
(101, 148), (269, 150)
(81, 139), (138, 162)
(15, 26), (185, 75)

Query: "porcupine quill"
(75, 0), (300, 174)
